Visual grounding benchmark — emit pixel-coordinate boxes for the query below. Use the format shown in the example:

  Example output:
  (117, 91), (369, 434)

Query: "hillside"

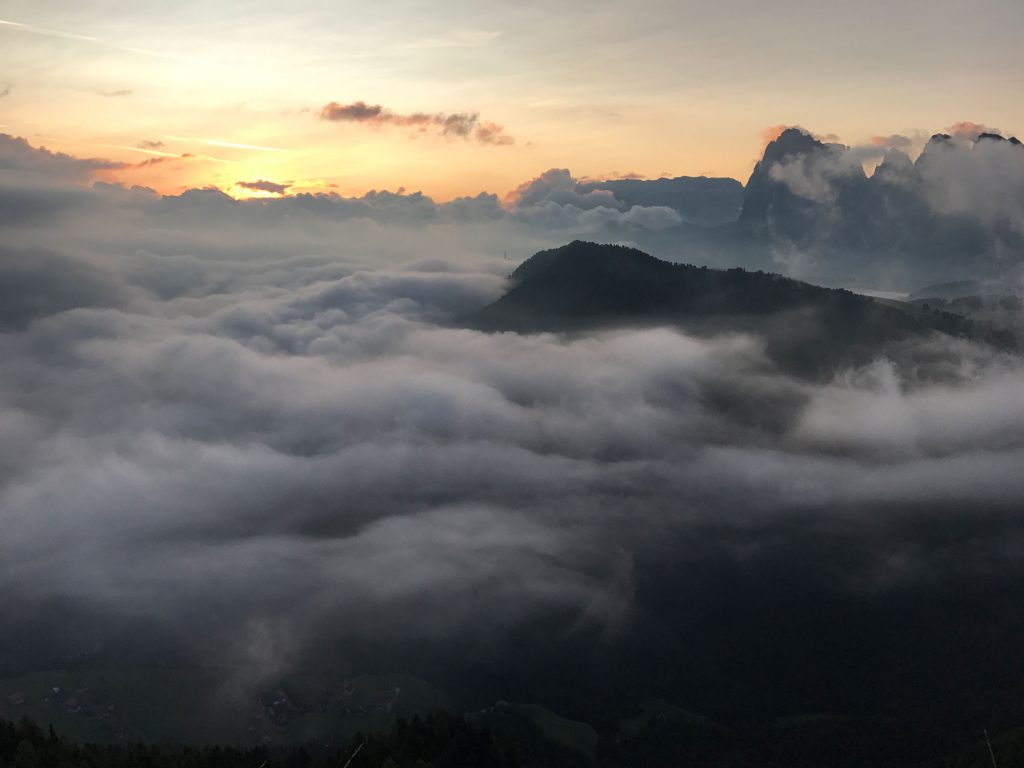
(471, 241), (1016, 377)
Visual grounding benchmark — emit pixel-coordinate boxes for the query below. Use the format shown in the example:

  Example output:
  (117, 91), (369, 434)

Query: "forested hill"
(0, 714), (517, 768)
(471, 240), (1016, 378)
(3, 714), (1024, 768)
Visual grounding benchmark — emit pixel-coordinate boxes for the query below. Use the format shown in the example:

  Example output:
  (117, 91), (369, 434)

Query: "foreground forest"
(2, 714), (1024, 768)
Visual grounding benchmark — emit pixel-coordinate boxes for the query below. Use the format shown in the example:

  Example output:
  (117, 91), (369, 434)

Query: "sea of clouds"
(2, 135), (1024, 716)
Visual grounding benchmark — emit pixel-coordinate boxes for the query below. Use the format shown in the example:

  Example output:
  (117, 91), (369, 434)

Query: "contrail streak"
(163, 135), (283, 152)
(0, 19), (208, 64)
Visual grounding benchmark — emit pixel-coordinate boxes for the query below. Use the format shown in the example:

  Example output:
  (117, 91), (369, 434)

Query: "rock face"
(734, 128), (1024, 282)
(471, 240), (1015, 378)
(737, 128), (834, 237)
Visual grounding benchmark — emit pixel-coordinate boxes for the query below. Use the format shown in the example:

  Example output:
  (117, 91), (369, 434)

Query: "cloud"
(916, 132), (1024, 230)
(0, 133), (128, 186)
(127, 153), (193, 171)
(320, 100), (384, 121)
(1, 135), (1024, 727)
(0, 247), (124, 329)
(473, 120), (514, 146)
(506, 168), (622, 210)
(502, 168), (683, 231)
(320, 100), (514, 145)
(236, 179), (291, 195)
(578, 171), (645, 183)
(0, 84), (10, 98)
(138, 139), (166, 150)
(870, 133), (913, 149)
(763, 128), (1024, 237)
(134, 156), (171, 168)
(761, 124), (795, 145)
(766, 142), (873, 204)
(946, 120), (1001, 142)
(97, 88), (133, 97)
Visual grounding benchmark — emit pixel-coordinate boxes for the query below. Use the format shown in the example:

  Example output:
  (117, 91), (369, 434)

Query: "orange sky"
(2, 1), (1023, 199)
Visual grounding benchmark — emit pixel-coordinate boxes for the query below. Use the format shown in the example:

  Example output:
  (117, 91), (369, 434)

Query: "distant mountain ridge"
(576, 176), (743, 227)
(734, 127), (1024, 282)
(571, 127), (1024, 287)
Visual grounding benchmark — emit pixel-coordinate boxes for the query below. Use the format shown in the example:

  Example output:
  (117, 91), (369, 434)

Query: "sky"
(1, 0), (1023, 199)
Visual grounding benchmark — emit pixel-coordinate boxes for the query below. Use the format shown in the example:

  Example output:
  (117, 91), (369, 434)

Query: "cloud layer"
(1, 134), (1024, 726)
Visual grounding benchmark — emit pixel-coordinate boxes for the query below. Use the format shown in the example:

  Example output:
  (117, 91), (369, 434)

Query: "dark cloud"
(320, 100), (385, 121)
(138, 139), (166, 150)
(135, 156), (173, 167)
(0, 85), (10, 98)
(0, 133), (128, 184)
(473, 120), (514, 145)
(0, 247), (123, 329)
(236, 178), (291, 195)
(320, 100), (514, 145)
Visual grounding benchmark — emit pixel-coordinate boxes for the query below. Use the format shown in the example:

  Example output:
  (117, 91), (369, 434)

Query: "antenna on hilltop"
(984, 729), (999, 768)
(340, 742), (365, 768)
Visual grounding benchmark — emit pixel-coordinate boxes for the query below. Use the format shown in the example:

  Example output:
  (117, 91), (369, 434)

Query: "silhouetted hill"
(6, 710), (1024, 768)
(471, 241), (1016, 377)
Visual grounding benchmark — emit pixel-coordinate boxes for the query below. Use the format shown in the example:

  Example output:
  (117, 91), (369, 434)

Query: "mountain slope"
(471, 241), (1015, 377)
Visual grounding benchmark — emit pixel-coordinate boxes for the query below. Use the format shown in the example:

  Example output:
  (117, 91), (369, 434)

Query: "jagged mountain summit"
(733, 127), (1024, 283)
(472, 241), (1015, 377)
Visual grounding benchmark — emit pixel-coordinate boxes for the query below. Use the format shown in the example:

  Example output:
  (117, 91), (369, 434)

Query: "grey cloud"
(506, 168), (682, 231)
(0, 247), (124, 330)
(0, 133), (128, 185)
(473, 121), (514, 146)
(507, 168), (622, 210)
(917, 135), (1024, 231)
(236, 178), (290, 195)
(320, 100), (385, 121)
(320, 100), (514, 145)
(767, 144), (873, 204)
